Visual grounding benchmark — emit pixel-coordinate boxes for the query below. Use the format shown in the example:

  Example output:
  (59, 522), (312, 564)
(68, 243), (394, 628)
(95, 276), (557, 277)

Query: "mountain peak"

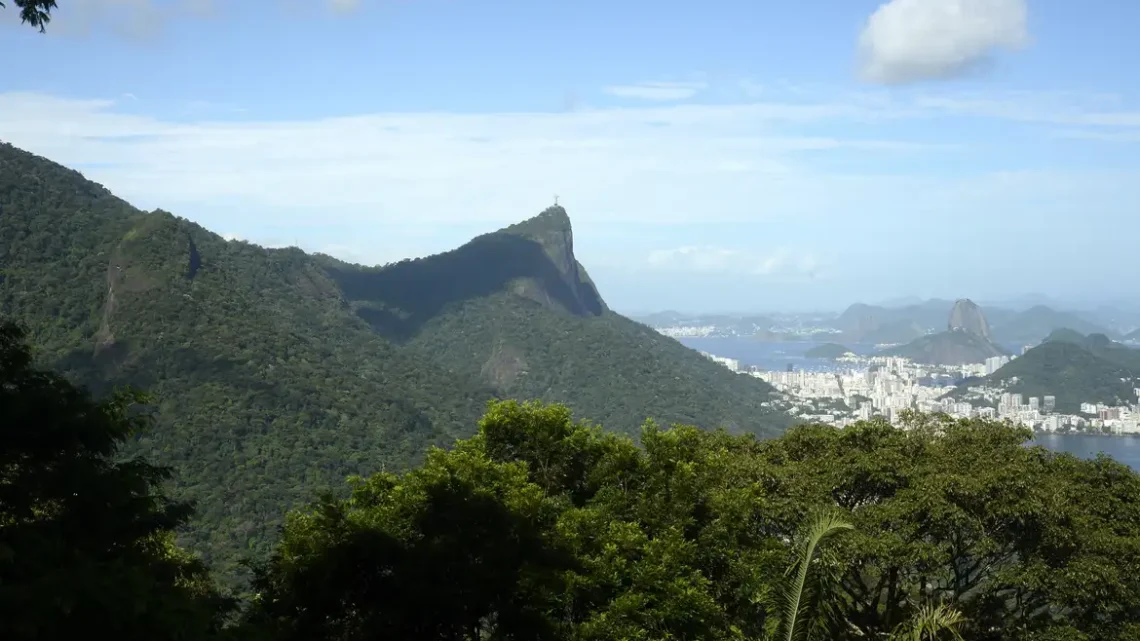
(948, 298), (992, 340)
(491, 206), (605, 317)
(502, 205), (572, 240)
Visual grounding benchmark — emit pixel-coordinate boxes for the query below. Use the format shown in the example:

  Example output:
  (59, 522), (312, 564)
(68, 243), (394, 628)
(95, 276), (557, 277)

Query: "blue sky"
(1, 0), (1138, 313)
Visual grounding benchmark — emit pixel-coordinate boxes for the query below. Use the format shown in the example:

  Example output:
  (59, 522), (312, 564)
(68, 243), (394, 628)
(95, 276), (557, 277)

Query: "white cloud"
(0, 87), (1137, 240)
(646, 246), (820, 278)
(0, 90), (936, 227)
(605, 82), (707, 101)
(857, 0), (1029, 85)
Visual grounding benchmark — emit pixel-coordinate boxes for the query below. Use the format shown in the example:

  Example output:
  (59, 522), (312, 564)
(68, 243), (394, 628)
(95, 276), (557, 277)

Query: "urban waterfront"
(679, 336), (1140, 469)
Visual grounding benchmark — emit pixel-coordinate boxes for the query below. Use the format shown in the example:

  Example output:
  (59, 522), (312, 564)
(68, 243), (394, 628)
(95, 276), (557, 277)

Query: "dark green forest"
(0, 142), (788, 579)
(5, 323), (1140, 641)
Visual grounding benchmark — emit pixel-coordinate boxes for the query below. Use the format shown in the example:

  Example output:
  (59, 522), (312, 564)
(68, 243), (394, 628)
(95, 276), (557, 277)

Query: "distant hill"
(834, 298), (1016, 344)
(833, 302), (949, 342)
(0, 141), (788, 580)
(953, 339), (1140, 413)
(948, 299), (992, 340)
(1041, 328), (1088, 346)
(989, 305), (1114, 344)
(880, 299), (1007, 365)
(882, 329), (1007, 365)
(804, 343), (852, 360)
(1127, 327), (1140, 341)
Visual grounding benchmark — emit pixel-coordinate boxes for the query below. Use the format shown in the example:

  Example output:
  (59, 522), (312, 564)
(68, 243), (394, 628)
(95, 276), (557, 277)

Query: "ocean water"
(676, 337), (878, 372)
(1031, 433), (1140, 469)
(678, 336), (1139, 469)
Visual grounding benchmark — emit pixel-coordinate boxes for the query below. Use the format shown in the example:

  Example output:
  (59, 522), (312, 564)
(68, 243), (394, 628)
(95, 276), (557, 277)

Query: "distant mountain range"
(833, 300), (1119, 346)
(0, 141), (787, 580)
(637, 298), (1135, 348)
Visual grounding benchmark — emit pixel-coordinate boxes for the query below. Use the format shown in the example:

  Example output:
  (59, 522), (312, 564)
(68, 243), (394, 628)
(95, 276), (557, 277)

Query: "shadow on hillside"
(57, 342), (263, 398)
(324, 234), (604, 342)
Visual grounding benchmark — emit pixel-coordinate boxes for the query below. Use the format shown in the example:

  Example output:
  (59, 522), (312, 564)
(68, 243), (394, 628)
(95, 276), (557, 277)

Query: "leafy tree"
(0, 321), (232, 640)
(757, 411), (1140, 640)
(240, 442), (573, 641)
(1, 0), (55, 31)
(246, 402), (1140, 641)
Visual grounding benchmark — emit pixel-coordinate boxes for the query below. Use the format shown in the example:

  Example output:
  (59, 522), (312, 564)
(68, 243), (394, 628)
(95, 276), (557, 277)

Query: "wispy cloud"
(0, 86), (1137, 245)
(646, 246), (821, 279)
(857, 0), (1029, 85)
(605, 81), (707, 101)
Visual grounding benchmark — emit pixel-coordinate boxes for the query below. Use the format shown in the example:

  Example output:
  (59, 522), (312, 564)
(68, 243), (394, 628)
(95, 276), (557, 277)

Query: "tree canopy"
(0, 321), (232, 640)
(2, 0), (56, 31)
(4, 315), (1140, 640)
(241, 402), (1140, 641)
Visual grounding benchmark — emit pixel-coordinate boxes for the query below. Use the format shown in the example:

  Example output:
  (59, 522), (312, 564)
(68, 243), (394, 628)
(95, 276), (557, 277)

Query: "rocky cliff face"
(500, 206), (607, 317)
(948, 298), (991, 340)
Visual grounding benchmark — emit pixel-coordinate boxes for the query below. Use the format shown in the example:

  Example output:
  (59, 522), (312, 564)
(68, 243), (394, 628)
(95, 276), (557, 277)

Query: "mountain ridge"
(0, 141), (788, 580)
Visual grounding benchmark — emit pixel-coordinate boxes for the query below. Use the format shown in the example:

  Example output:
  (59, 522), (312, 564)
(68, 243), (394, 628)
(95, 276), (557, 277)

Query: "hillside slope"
(991, 342), (1138, 412)
(946, 337), (1140, 413)
(319, 206), (787, 436)
(882, 329), (1006, 365)
(0, 142), (787, 577)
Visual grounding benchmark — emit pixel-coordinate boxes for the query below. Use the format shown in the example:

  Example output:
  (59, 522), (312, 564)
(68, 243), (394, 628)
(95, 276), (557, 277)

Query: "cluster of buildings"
(701, 351), (1140, 436)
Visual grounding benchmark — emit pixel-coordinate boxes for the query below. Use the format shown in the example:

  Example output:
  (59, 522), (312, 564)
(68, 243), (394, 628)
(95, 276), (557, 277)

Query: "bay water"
(677, 336), (1140, 469)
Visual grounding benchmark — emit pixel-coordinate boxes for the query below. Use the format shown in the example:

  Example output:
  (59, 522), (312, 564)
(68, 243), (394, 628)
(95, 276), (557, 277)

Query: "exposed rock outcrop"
(948, 298), (991, 339)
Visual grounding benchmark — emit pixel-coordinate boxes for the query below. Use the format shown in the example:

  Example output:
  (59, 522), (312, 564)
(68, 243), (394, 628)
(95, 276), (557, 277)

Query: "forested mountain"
(947, 332), (1140, 413)
(0, 142), (786, 578)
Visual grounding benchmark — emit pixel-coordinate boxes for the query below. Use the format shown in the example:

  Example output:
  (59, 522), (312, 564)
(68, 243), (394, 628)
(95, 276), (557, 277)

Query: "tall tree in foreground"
(244, 400), (1140, 640)
(0, 321), (232, 641)
(0, 0), (56, 31)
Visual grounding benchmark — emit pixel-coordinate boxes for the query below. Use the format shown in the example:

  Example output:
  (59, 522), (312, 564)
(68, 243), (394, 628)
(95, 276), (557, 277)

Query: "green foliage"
(760, 411), (1140, 640)
(244, 402), (1140, 641)
(774, 510), (853, 641)
(0, 322), (232, 640)
(0, 0), (56, 32)
(0, 141), (786, 583)
(243, 400), (790, 641)
(982, 339), (1140, 411)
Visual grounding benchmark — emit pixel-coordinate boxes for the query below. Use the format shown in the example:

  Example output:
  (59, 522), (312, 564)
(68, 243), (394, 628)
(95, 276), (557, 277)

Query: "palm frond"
(891, 602), (966, 641)
(778, 510), (854, 641)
